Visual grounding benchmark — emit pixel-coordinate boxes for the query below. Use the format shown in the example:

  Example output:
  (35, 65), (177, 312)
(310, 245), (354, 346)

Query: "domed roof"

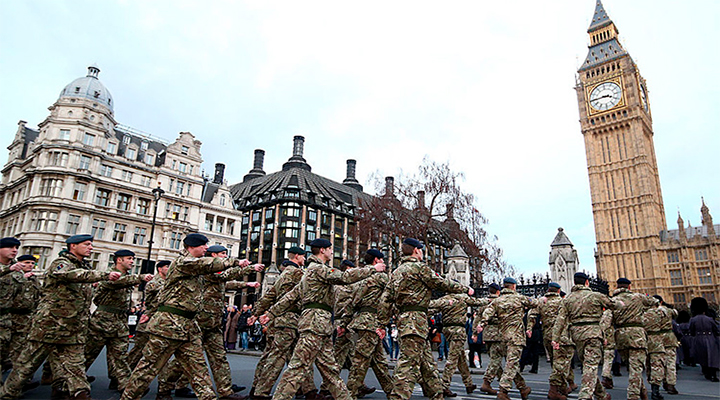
(58, 65), (113, 112)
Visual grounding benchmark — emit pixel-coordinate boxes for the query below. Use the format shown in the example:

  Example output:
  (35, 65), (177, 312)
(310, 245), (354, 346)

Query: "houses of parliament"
(576, 1), (718, 304)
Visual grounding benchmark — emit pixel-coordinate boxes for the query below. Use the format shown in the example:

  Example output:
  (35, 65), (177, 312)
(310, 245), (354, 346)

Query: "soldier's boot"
(50, 387), (70, 400)
(547, 385), (567, 400)
(601, 377), (614, 389)
(232, 384), (247, 393)
(640, 384), (649, 400)
(41, 368), (53, 385)
(480, 379), (498, 395)
(650, 384), (664, 400)
(303, 389), (323, 400)
(175, 387), (198, 398)
(358, 385), (376, 398)
(317, 389), (334, 400)
(496, 388), (511, 400)
(465, 384), (477, 394)
(663, 383), (678, 395)
(568, 382), (578, 392)
(595, 394), (611, 400)
(69, 390), (96, 400)
(220, 394), (249, 400)
(22, 379), (41, 392)
(519, 386), (531, 400)
(156, 391), (173, 400)
(108, 377), (119, 390)
(611, 362), (622, 377)
(442, 388), (457, 398)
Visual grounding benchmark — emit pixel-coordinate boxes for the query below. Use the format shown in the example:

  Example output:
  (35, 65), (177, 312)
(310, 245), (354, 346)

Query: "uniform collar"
(500, 288), (516, 295)
(571, 284), (589, 292)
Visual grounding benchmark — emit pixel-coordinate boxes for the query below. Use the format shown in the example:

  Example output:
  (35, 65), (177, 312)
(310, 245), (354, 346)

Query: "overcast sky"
(1, 0), (718, 277)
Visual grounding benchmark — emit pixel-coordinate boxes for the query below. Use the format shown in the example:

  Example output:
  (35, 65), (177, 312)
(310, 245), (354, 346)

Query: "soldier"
(473, 283), (503, 395)
(429, 287), (489, 396)
(527, 282), (575, 400)
(655, 296), (679, 396)
(264, 238), (385, 400)
(346, 249), (394, 399)
(83, 249), (152, 392)
(643, 295), (679, 399)
(379, 238), (471, 400)
(600, 308), (617, 390)
(0, 234), (122, 400)
(155, 244), (262, 400)
(0, 237), (26, 373)
(248, 247), (317, 400)
(128, 260), (171, 369)
(611, 278), (659, 400)
(476, 277), (536, 400)
(118, 233), (249, 400)
(6, 255), (42, 366)
(551, 272), (619, 400)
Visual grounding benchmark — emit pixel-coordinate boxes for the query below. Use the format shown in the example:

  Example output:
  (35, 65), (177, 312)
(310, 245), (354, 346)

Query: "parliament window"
(59, 129), (70, 141)
(79, 155), (91, 170)
(695, 249), (708, 261)
(698, 267), (712, 284)
(100, 164), (113, 177)
(31, 210), (58, 232)
(136, 198), (150, 215)
(49, 151), (69, 167)
(672, 293), (686, 304)
(667, 251), (679, 264)
(121, 170), (133, 182)
(83, 133), (95, 146)
(205, 215), (214, 231)
(113, 223), (127, 242)
(669, 270), (683, 286)
(107, 142), (117, 154)
(39, 178), (64, 197)
(170, 232), (182, 250)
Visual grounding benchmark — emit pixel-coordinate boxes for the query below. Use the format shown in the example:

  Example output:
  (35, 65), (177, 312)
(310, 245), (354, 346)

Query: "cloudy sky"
(1, 0), (718, 277)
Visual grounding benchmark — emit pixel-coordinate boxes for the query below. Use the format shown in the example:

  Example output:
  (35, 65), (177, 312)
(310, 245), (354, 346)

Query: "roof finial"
(87, 64), (100, 79)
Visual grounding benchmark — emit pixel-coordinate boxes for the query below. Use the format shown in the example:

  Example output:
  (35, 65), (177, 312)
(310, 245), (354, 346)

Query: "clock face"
(589, 82), (622, 111)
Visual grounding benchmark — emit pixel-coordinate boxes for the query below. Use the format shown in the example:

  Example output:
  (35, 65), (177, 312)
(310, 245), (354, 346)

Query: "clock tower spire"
(576, 1), (667, 295)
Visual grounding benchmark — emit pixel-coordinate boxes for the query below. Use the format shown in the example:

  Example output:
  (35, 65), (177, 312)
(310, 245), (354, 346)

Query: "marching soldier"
(600, 308), (617, 390)
(0, 234), (122, 400)
(473, 283), (504, 395)
(655, 296), (679, 396)
(128, 260), (171, 369)
(380, 238), (471, 400)
(0, 237), (26, 372)
(7, 255), (42, 363)
(83, 249), (152, 392)
(643, 295), (679, 399)
(477, 277), (537, 400)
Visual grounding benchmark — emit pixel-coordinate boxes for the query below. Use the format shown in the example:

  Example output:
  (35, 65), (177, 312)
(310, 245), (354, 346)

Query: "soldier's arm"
(526, 303), (541, 332)
(220, 264), (258, 281)
(267, 284), (301, 319)
(320, 265), (375, 286)
(50, 263), (110, 283)
(551, 302), (569, 343)
(465, 296), (491, 308)
(419, 264), (468, 294)
(101, 273), (145, 288)
(225, 281), (249, 290)
(177, 256), (238, 275)
(477, 301), (497, 330)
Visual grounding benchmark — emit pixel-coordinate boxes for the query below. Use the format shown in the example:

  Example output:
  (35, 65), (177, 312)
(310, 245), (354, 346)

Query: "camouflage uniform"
(473, 293), (506, 387)
(643, 304), (678, 386)
(157, 266), (254, 397)
(346, 271), (394, 398)
(0, 261), (17, 367)
(429, 294), (488, 391)
(128, 273), (165, 369)
(319, 283), (357, 393)
(119, 253), (240, 400)
(6, 270), (42, 362)
(251, 261), (315, 398)
(478, 288), (537, 394)
(269, 254), (377, 400)
(0, 250), (112, 399)
(658, 304), (678, 387)
(599, 309), (616, 380)
(528, 292), (574, 390)
(553, 285), (620, 400)
(611, 288), (659, 400)
(83, 266), (145, 390)
(379, 255), (468, 400)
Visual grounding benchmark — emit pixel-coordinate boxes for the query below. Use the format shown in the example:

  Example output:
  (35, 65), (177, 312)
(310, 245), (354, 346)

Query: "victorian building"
(576, 1), (718, 303)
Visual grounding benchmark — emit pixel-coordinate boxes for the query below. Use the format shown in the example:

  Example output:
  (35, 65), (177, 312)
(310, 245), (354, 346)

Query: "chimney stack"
(446, 202), (455, 219)
(417, 190), (425, 209)
(243, 149), (267, 182)
(282, 135), (311, 171)
(213, 163), (225, 184)
(385, 176), (395, 197)
(292, 135), (304, 158)
(342, 159), (363, 192)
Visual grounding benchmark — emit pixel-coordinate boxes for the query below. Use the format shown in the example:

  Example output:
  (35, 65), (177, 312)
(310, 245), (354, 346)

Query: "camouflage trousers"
(549, 344), (575, 388)
(483, 341), (504, 382)
(254, 327), (315, 397)
(575, 337), (607, 400)
(346, 330), (394, 398)
(601, 348), (616, 378)
(127, 330), (149, 370)
(619, 348), (647, 400)
(388, 334), (443, 400)
(0, 325), (10, 366)
(0, 340), (89, 399)
(647, 349), (665, 386)
(319, 330), (355, 392)
(158, 326), (235, 397)
(440, 327), (473, 389)
(84, 329), (131, 390)
(664, 347), (677, 385)
(273, 331), (350, 400)
(119, 333), (216, 400)
(498, 344), (527, 392)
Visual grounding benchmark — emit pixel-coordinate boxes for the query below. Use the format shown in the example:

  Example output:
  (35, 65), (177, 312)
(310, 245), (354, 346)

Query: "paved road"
(6, 349), (719, 399)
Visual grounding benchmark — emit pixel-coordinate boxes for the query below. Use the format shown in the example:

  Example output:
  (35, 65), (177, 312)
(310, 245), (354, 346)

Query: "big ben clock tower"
(576, 1), (667, 294)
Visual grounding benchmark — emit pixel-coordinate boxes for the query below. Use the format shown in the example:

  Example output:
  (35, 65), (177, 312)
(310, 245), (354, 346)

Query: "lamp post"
(146, 182), (165, 265)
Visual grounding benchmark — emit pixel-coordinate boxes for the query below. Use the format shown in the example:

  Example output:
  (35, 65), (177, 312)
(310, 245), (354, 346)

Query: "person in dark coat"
(467, 312), (482, 368)
(224, 305), (240, 350)
(676, 310), (694, 367)
(689, 297), (720, 382)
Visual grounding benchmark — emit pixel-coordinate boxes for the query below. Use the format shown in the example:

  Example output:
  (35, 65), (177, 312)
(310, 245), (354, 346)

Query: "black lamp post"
(141, 182), (164, 300)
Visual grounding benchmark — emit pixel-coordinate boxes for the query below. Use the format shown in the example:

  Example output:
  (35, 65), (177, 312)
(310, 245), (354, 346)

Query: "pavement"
(5, 348), (719, 399)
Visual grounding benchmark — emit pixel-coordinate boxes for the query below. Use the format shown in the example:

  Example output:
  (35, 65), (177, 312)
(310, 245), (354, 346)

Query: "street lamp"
(146, 181), (165, 266)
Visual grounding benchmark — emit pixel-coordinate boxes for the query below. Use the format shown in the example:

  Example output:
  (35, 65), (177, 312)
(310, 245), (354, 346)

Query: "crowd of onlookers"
(222, 304), (265, 351)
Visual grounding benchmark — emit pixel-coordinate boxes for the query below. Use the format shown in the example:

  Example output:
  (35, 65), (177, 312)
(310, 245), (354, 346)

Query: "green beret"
(183, 233), (209, 247)
(288, 246), (307, 255)
(309, 238), (332, 248)
(402, 238), (424, 249)
(207, 245), (227, 253)
(66, 235), (93, 244)
(0, 237), (20, 248)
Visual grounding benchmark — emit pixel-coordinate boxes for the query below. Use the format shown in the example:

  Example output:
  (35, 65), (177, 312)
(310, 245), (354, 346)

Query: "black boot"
(612, 361), (622, 377)
(651, 384), (664, 400)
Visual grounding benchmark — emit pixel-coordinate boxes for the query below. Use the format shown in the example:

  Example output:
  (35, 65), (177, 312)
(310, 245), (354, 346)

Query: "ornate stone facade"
(548, 228), (579, 294)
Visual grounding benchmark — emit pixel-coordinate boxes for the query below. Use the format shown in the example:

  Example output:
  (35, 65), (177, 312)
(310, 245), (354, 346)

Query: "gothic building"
(576, 1), (718, 303)
(548, 228), (579, 294)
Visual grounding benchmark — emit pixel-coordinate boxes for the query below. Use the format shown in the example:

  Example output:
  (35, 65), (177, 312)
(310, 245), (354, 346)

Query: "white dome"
(58, 65), (113, 112)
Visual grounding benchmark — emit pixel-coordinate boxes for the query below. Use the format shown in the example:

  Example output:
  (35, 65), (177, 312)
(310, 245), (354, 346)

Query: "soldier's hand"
(247, 281), (261, 288)
(143, 274), (153, 282)
(108, 271), (122, 281)
(526, 330), (532, 338)
(9, 262), (24, 272)
(247, 316), (257, 326)
(24, 272), (35, 278)
(467, 287), (475, 296)
(376, 328), (386, 340)
(253, 264), (265, 272)
(551, 340), (560, 350)
(374, 262), (386, 272)
(139, 314), (150, 324)
(337, 327), (346, 337)
(237, 259), (251, 268)
(259, 314), (270, 325)
(604, 339), (608, 346)
(471, 335), (478, 341)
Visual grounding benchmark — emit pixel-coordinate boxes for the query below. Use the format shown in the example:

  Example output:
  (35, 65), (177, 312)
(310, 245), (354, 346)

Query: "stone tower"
(446, 243), (470, 287)
(576, 1), (667, 293)
(549, 228), (579, 294)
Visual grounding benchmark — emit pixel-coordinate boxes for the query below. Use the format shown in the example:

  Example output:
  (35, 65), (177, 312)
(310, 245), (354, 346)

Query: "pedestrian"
(689, 297), (720, 382)
(520, 312), (542, 374)
(466, 313), (482, 369)
(0, 234), (122, 400)
(225, 306), (240, 350)
(238, 305), (252, 350)
(389, 323), (399, 361)
(677, 310), (694, 367)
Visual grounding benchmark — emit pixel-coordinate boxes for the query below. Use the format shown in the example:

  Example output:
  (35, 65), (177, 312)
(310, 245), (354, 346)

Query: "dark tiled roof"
(112, 127), (167, 164)
(579, 38), (628, 71)
(588, 0), (611, 33)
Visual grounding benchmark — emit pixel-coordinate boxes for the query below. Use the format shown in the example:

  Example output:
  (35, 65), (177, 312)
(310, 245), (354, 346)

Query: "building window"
(170, 232), (182, 250)
(205, 215), (214, 231)
(181, 145), (189, 155)
(127, 148), (137, 160)
(252, 211), (260, 223)
(100, 164), (113, 177)
(228, 219), (235, 235)
(66, 214), (81, 235)
(113, 223), (127, 242)
(220, 194), (226, 206)
(26, 246), (51, 270)
(186, 183), (192, 197)
(136, 198), (150, 215)
(216, 217), (225, 233)
(133, 227), (147, 245)
(282, 206), (301, 218)
(176, 181), (185, 195)
(107, 142), (117, 154)
(94, 188), (111, 207)
(79, 155), (91, 170)
(83, 133), (95, 146)
(91, 219), (106, 239)
(179, 162), (187, 173)
(121, 170), (133, 182)
(698, 267), (712, 284)
(59, 129), (70, 141)
(49, 151), (69, 166)
(667, 251), (679, 264)
(140, 176), (152, 187)
(672, 293), (686, 305)
(39, 178), (64, 197)
(141, 141), (149, 151)
(31, 210), (58, 232)
(117, 193), (131, 211)
(123, 135), (131, 144)
(145, 154), (154, 165)
(167, 204), (182, 220)
(306, 230), (317, 242)
(695, 249), (708, 261)
(669, 270), (683, 286)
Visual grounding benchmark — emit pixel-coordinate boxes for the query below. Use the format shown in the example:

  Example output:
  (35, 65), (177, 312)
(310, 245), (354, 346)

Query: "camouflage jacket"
(643, 304), (678, 351)
(147, 252), (238, 341)
(381, 256), (468, 339)
(137, 274), (165, 333)
(0, 259), (17, 329)
(27, 250), (111, 344)
(473, 293), (500, 342)
(334, 281), (358, 329)
(611, 288), (659, 349)
(197, 265), (253, 330)
(254, 262), (304, 330)
(600, 309), (615, 348)
(430, 293), (489, 337)
(6, 270), (42, 331)
(269, 254), (375, 336)
(552, 285), (618, 344)
(479, 288), (538, 346)
(527, 291), (562, 333)
(90, 266), (145, 337)
(348, 271), (389, 332)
